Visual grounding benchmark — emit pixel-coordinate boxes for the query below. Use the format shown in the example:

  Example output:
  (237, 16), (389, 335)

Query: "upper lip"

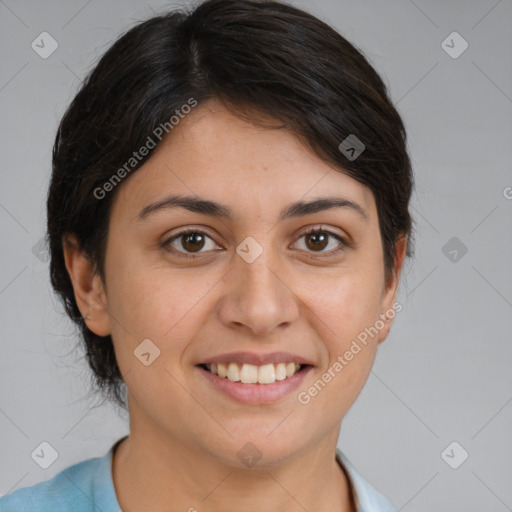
(198, 351), (314, 367)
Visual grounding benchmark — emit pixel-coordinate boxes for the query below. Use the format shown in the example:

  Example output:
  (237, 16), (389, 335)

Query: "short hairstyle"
(47, 0), (414, 410)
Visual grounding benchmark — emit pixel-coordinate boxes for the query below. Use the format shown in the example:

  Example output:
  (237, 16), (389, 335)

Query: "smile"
(202, 362), (302, 384)
(196, 363), (313, 405)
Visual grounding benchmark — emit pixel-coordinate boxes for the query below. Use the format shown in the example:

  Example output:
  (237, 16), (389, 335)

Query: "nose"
(216, 240), (301, 337)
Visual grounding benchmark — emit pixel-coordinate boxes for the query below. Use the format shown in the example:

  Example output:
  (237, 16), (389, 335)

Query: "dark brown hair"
(47, 0), (414, 410)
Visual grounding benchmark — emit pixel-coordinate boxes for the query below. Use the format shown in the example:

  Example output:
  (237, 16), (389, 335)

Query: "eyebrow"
(137, 194), (368, 223)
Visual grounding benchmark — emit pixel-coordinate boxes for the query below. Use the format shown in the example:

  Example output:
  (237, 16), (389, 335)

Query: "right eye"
(162, 229), (222, 259)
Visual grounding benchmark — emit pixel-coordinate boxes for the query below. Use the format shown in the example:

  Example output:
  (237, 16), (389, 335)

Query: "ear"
(377, 235), (407, 344)
(62, 234), (111, 337)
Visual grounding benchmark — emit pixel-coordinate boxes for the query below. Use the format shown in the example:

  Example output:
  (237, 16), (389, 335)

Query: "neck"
(112, 432), (355, 512)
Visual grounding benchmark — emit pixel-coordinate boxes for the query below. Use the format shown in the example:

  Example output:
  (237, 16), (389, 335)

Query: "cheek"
(104, 251), (220, 359)
(306, 266), (384, 346)
(297, 271), (383, 411)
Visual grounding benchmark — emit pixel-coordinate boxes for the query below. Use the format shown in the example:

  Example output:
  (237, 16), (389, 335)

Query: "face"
(68, 98), (405, 467)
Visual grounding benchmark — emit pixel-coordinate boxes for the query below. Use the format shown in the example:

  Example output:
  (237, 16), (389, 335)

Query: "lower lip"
(196, 365), (313, 405)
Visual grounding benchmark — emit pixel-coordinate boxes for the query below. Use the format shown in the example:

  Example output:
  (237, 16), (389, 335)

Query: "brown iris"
(305, 231), (329, 251)
(181, 232), (206, 252)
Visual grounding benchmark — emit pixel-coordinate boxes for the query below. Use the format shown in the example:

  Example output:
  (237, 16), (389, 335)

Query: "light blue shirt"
(0, 437), (397, 511)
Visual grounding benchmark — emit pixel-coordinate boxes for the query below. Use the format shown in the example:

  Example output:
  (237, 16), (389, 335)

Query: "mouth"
(195, 362), (314, 405)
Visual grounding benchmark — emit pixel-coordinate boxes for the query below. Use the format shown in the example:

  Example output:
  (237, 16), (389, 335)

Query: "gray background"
(1, 0), (511, 509)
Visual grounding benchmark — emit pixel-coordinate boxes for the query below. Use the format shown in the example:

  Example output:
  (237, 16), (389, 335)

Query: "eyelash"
(161, 226), (348, 260)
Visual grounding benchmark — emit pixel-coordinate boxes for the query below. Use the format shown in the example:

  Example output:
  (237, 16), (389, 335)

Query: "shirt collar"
(335, 447), (396, 512)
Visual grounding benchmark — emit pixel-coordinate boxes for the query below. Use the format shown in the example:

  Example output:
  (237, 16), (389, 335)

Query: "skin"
(64, 98), (407, 512)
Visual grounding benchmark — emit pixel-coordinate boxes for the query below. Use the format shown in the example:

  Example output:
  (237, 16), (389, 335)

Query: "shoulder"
(0, 452), (107, 512)
(336, 448), (398, 512)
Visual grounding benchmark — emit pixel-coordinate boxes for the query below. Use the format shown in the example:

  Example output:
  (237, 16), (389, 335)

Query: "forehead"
(110, 99), (377, 224)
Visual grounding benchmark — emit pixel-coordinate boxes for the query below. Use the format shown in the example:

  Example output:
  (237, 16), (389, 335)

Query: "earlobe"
(62, 234), (111, 337)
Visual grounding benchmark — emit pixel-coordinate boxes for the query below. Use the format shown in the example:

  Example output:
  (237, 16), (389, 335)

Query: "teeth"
(286, 362), (297, 377)
(258, 363), (275, 384)
(217, 363), (227, 378)
(205, 362), (303, 384)
(227, 362), (241, 381)
(240, 363), (258, 384)
(275, 362), (287, 381)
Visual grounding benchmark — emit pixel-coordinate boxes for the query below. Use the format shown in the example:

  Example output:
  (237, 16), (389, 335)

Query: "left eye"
(162, 227), (347, 258)
(292, 228), (347, 255)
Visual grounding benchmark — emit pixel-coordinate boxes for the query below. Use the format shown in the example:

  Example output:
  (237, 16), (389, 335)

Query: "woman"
(1, 0), (413, 510)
